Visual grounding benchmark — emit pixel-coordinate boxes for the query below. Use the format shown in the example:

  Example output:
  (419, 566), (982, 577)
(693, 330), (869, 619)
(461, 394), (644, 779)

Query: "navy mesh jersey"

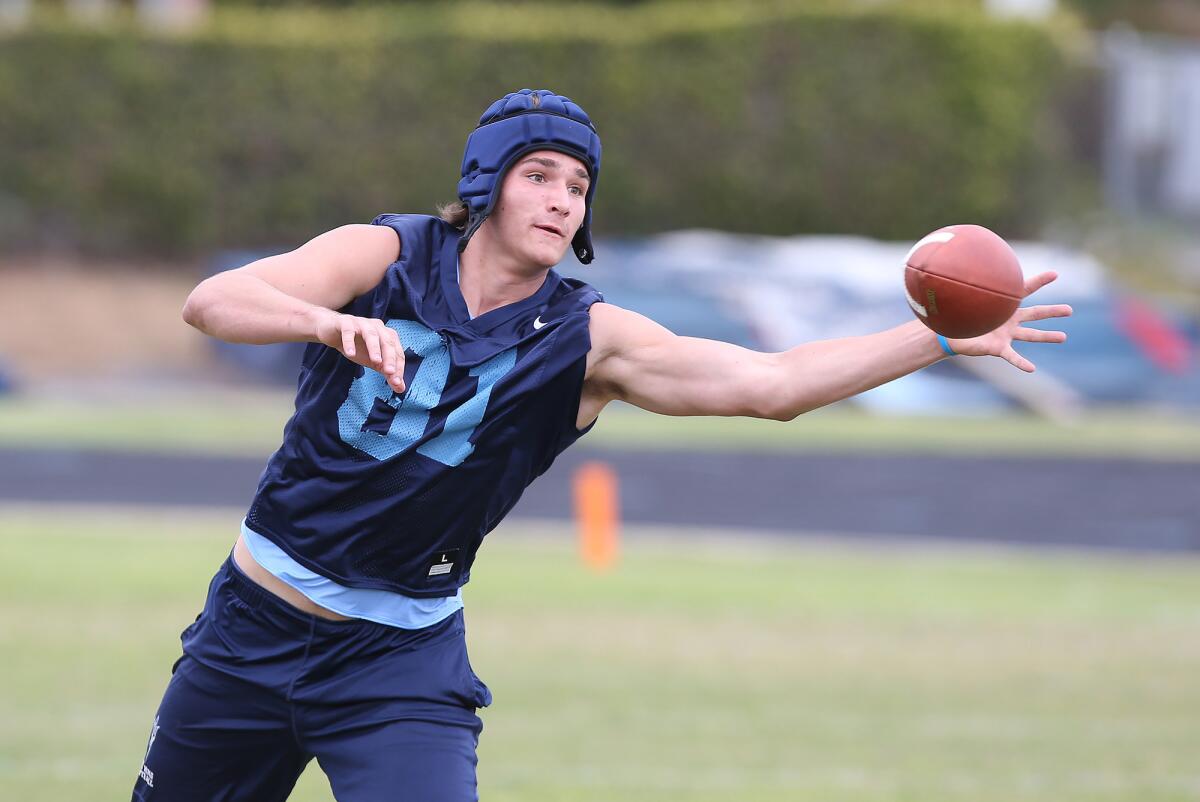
(245, 214), (601, 597)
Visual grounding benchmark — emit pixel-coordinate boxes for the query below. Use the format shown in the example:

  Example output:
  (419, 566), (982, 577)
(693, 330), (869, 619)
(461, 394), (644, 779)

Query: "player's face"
(490, 150), (589, 269)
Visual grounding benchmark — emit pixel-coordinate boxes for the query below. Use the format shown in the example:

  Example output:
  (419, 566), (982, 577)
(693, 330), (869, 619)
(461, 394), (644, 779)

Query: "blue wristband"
(936, 334), (956, 356)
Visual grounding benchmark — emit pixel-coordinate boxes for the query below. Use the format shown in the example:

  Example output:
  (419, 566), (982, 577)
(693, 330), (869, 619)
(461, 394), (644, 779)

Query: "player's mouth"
(533, 223), (565, 239)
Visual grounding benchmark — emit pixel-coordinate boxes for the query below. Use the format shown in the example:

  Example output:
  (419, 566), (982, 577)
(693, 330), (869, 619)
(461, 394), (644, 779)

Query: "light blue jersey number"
(337, 320), (516, 466)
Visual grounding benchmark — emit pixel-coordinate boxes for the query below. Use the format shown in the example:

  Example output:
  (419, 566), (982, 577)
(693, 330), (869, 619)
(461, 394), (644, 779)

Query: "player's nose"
(546, 183), (571, 215)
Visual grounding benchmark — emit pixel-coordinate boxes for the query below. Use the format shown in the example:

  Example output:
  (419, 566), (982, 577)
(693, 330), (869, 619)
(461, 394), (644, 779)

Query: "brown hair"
(437, 200), (468, 230)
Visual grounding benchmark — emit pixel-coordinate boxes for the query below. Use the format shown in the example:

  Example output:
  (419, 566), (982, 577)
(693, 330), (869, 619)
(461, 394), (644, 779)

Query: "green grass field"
(2, 392), (1200, 460)
(2, 506), (1198, 801)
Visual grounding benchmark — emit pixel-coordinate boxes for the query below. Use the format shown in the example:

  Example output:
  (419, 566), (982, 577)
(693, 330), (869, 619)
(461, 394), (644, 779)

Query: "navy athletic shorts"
(131, 556), (491, 802)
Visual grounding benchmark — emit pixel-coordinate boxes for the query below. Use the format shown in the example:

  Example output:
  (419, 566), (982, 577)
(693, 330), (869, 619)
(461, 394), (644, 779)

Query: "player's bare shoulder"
(580, 303), (624, 422)
(585, 302), (642, 378)
(586, 303), (673, 362)
(584, 302), (622, 364)
(318, 224), (403, 290)
(582, 302), (675, 402)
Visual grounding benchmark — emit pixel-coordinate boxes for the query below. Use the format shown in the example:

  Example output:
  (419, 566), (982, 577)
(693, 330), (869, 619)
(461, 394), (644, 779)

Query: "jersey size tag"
(427, 549), (460, 577)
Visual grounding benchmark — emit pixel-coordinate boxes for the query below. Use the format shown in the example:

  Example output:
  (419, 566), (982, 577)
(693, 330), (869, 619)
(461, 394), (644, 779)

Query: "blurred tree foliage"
(0, 1), (1075, 257)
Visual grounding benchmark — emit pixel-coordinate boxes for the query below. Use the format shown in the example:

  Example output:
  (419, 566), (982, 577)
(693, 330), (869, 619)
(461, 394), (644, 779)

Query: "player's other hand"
(947, 271), (1072, 373)
(314, 310), (406, 392)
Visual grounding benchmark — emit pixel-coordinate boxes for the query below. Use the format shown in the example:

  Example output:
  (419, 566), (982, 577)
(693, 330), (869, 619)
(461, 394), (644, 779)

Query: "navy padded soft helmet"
(457, 89), (601, 264)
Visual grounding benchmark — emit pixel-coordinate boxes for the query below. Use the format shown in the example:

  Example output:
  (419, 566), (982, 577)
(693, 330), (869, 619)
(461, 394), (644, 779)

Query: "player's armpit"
(585, 303), (787, 420)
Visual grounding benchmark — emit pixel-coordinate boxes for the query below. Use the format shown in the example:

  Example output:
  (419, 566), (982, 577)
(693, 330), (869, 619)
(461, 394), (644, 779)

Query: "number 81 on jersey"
(336, 319), (516, 467)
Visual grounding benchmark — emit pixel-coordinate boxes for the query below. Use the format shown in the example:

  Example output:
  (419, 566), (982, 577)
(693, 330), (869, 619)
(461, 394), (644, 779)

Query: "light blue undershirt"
(241, 521), (463, 629)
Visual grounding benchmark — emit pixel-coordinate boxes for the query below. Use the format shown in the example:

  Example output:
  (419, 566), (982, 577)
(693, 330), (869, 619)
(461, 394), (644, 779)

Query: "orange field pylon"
(573, 461), (619, 572)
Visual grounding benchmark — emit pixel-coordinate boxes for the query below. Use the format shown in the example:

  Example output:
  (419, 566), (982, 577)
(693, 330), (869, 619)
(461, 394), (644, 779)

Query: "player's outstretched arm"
(583, 272), (1070, 422)
(181, 224), (408, 391)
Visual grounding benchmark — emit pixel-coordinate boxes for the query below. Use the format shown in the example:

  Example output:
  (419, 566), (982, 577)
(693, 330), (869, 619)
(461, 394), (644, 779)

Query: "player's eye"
(568, 184), (584, 196)
(526, 172), (546, 183)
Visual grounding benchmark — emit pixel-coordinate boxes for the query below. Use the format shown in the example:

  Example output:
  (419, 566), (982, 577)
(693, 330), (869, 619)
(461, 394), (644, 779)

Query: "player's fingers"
(1019, 303), (1073, 322)
(379, 330), (404, 391)
(363, 325), (383, 366)
(1014, 327), (1067, 344)
(388, 328), (406, 392)
(340, 320), (357, 358)
(379, 324), (398, 375)
(1022, 270), (1058, 297)
(1001, 345), (1036, 373)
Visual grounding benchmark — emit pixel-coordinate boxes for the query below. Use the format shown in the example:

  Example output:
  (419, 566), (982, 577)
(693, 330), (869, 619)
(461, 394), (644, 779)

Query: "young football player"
(135, 89), (1070, 802)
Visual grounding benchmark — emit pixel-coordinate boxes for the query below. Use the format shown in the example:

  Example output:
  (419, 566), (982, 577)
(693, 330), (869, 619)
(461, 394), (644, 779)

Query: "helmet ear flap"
(456, 89), (601, 264)
(571, 210), (595, 265)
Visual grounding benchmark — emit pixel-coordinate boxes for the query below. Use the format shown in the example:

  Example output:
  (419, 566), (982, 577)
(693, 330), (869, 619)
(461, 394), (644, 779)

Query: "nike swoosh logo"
(532, 316), (547, 330)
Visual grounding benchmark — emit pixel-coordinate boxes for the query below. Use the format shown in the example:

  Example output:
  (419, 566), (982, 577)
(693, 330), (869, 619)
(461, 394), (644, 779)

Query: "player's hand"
(947, 271), (1072, 373)
(314, 310), (406, 392)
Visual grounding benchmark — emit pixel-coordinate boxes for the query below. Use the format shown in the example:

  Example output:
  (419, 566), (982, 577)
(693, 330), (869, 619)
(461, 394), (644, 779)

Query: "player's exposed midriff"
(232, 534), (355, 622)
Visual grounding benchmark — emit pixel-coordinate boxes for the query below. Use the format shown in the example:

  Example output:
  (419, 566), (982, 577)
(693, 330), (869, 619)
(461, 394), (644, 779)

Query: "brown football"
(904, 224), (1025, 339)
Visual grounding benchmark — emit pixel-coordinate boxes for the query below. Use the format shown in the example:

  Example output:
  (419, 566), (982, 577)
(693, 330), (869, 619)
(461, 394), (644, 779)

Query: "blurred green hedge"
(0, 2), (1073, 257)
(1064, 0), (1200, 31)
